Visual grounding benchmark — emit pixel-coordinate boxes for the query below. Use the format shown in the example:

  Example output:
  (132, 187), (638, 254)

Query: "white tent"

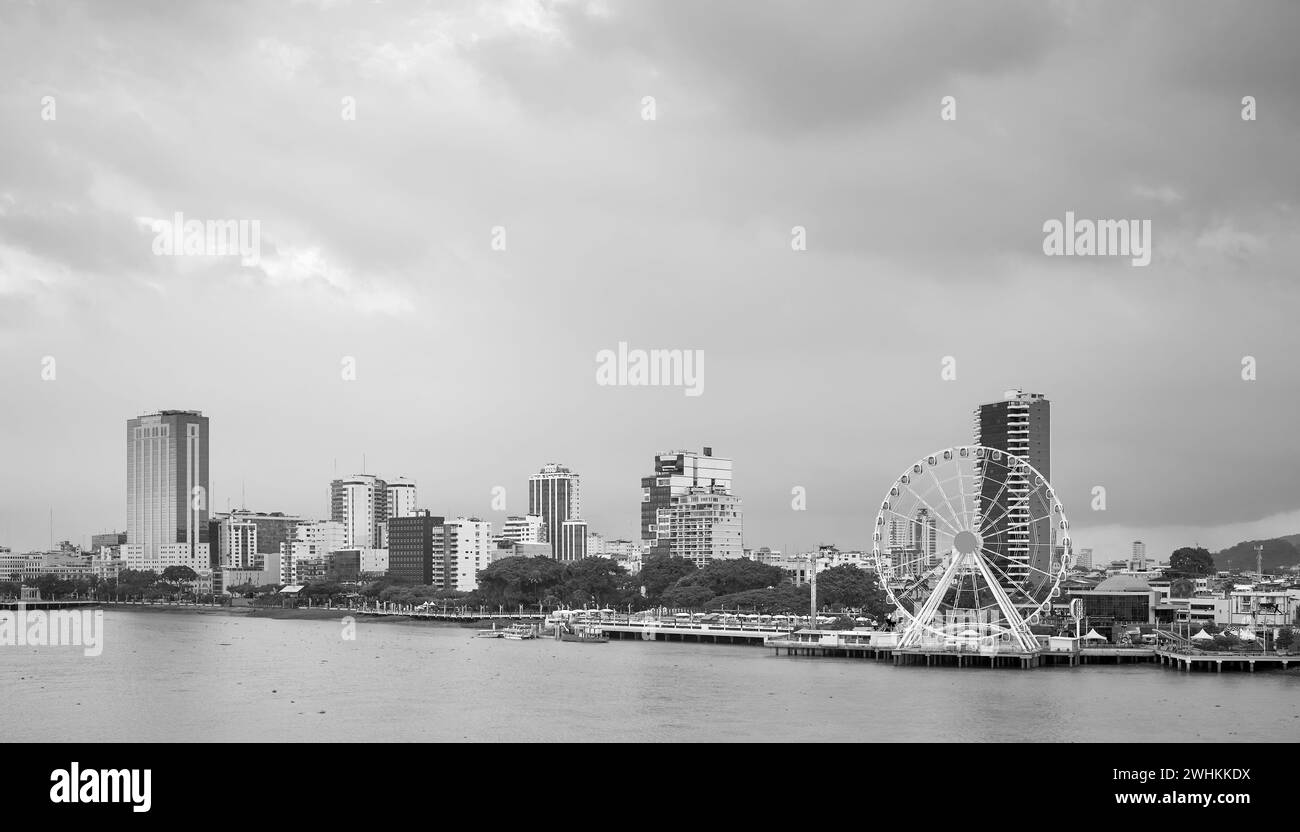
(1082, 628), (1107, 641)
(1190, 629), (1214, 640)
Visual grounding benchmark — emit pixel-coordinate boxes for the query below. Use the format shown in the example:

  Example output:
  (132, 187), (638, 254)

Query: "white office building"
(330, 474), (388, 549)
(447, 517), (494, 592)
(279, 520), (346, 585)
(502, 514), (548, 544)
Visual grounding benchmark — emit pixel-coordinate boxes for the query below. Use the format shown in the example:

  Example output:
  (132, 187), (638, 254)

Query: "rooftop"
(1093, 575), (1153, 592)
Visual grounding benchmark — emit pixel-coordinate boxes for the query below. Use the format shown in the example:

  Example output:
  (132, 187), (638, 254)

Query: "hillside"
(1214, 536), (1300, 572)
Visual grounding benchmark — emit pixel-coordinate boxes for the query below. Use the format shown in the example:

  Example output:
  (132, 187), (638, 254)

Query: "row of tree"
(1, 567), (206, 602)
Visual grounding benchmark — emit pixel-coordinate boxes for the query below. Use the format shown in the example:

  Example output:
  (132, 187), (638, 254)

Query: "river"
(3, 609), (1297, 742)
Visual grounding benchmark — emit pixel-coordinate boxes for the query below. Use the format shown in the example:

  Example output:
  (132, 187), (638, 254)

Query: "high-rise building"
(124, 410), (211, 571)
(1130, 541), (1147, 571)
(279, 520), (346, 585)
(974, 391), (1051, 590)
(330, 475), (388, 549)
(557, 519), (588, 562)
(501, 515), (548, 544)
(210, 510), (301, 570)
(528, 464), (581, 560)
(641, 448), (742, 567)
(379, 478), (417, 548)
(215, 516), (258, 568)
(912, 508), (937, 567)
(386, 478), (418, 520)
(446, 517), (494, 591)
(1074, 547), (1094, 570)
(388, 511), (446, 586)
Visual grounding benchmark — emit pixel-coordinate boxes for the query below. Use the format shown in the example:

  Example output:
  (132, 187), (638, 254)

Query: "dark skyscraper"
(528, 464), (581, 560)
(388, 510), (446, 586)
(974, 390), (1052, 593)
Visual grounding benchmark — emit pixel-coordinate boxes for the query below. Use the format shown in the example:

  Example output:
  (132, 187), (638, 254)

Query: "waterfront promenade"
(766, 629), (1300, 673)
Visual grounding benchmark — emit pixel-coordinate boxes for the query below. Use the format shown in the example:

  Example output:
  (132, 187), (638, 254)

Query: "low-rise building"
(1067, 574), (1160, 640)
(1230, 589), (1296, 627)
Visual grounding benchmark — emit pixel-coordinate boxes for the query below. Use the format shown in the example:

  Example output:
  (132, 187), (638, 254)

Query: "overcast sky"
(2, 0), (1298, 564)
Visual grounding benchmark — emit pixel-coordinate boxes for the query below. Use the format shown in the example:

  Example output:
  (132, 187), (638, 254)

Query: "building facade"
(278, 520), (346, 585)
(387, 511), (446, 586)
(330, 475), (388, 549)
(501, 515), (548, 544)
(447, 517), (493, 591)
(640, 448), (742, 567)
(124, 410), (211, 572)
(973, 391), (1051, 589)
(528, 464), (580, 560)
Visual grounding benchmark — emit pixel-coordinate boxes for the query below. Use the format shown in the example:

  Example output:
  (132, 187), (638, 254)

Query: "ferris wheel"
(871, 446), (1071, 652)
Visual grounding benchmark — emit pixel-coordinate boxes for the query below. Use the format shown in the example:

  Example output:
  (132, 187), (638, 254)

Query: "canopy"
(958, 629), (980, 637)
(1082, 629), (1107, 641)
(1190, 629), (1214, 640)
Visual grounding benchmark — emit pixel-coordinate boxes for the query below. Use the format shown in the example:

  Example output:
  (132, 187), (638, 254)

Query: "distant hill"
(1214, 536), (1300, 572)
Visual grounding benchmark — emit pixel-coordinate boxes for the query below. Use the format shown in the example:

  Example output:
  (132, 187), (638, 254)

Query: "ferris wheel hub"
(953, 529), (981, 555)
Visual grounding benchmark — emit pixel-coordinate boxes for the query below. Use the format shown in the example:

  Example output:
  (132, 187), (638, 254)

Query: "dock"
(1155, 647), (1299, 672)
(604, 621), (793, 645)
(767, 629), (1299, 672)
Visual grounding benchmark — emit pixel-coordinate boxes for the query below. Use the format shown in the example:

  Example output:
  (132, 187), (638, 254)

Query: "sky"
(1, 0), (1298, 564)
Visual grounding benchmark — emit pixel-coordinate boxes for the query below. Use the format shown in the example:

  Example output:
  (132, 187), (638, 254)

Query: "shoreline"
(96, 603), (477, 625)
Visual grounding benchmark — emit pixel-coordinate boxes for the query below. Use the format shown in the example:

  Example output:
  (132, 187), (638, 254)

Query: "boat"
(475, 626), (503, 638)
(555, 622), (608, 644)
(501, 624), (537, 640)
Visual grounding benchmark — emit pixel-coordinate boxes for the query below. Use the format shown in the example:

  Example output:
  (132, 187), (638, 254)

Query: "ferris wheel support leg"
(898, 553), (966, 649)
(969, 552), (1040, 653)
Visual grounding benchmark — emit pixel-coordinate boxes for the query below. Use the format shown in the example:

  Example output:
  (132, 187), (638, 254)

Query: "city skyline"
(1, 393), (1290, 568)
(3, 2), (1300, 563)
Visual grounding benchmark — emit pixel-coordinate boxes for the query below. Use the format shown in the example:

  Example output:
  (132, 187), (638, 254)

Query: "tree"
(677, 559), (785, 597)
(559, 557), (628, 607)
(815, 565), (891, 618)
(1276, 628), (1295, 651)
(1169, 547), (1215, 577)
(638, 556), (697, 604)
(1169, 578), (1196, 598)
(117, 569), (159, 598)
(475, 557), (566, 607)
(659, 585), (716, 609)
(160, 566), (199, 599)
(1211, 632), (1241, 651)
(708, 584), (811, 615)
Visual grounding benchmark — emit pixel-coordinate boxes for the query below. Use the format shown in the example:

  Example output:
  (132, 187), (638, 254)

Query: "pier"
(1155, 647), (1298, 673)
(604, 620), (793, 645)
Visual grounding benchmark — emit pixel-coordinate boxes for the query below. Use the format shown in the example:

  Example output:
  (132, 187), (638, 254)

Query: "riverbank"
(96, 603), (480, 626)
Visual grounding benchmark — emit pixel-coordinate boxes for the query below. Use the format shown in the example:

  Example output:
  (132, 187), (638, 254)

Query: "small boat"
(475, 628), (503, 638)
(555, 622), (608, 644)
(559, 629), (608, 644)
(501, 624), (537, 640)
